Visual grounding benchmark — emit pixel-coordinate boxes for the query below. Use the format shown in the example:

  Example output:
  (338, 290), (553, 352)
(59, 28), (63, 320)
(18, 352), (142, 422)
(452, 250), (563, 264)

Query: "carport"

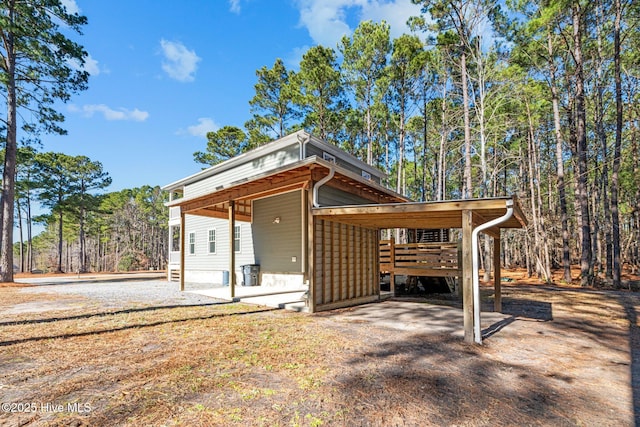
(311, 196), (527, 344)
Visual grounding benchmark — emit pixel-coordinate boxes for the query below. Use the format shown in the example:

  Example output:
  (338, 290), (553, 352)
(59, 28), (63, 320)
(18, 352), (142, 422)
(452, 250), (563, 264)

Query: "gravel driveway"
(13, 273), (222, 312)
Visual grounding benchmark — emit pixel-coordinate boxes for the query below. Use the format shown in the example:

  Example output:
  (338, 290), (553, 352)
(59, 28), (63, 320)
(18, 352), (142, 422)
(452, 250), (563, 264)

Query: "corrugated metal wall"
(313, 218), (379, 311)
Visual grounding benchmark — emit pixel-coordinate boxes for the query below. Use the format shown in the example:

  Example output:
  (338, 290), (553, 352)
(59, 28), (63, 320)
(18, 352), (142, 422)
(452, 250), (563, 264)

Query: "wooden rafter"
(177, 169), (313, 215)
(312, 197), (527, 230)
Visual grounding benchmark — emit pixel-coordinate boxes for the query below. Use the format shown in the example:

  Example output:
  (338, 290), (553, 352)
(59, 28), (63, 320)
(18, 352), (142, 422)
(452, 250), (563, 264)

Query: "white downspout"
(471, 199), (514, 344)
(297, 133), (309, 160)
(313, 167), (334, 208)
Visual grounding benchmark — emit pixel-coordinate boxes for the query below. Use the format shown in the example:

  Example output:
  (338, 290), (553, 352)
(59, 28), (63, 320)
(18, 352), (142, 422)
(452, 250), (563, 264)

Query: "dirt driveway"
(0, 273), (639, 426)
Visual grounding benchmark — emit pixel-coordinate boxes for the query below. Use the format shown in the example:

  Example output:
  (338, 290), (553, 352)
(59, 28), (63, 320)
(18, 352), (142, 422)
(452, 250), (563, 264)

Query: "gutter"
(312, 167), (335, 208)
(471, 198), (514, 344)
(297, 132), (309, 159)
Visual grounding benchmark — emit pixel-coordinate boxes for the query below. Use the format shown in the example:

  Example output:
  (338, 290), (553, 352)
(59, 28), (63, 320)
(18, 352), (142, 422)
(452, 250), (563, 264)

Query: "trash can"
(241, 264), (260, 286)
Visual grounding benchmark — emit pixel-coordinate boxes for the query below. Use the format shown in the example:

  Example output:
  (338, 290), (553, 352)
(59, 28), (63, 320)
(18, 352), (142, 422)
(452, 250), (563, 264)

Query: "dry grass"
(0, 275), (639, 426)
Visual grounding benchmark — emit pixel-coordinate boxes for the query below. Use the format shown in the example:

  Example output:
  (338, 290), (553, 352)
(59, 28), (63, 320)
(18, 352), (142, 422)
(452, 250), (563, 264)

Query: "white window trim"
(234, 225), (241, 253)
(208, 228), (216, 254)
(188, 232), (196, 256)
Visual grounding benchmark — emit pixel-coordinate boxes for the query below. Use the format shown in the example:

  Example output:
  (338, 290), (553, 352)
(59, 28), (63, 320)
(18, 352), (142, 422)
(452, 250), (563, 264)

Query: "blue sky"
(42, 0), (423, 192)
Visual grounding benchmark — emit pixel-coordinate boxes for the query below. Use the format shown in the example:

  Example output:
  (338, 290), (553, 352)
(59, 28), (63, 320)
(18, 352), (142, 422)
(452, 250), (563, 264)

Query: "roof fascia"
(162, 130), (306, 191)
(306, 134), (388, 179)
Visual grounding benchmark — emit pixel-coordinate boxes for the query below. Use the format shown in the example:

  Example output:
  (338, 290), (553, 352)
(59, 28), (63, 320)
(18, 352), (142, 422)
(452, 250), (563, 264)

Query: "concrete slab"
(323, 300), (511, 337)
(187, 285), (308, 311)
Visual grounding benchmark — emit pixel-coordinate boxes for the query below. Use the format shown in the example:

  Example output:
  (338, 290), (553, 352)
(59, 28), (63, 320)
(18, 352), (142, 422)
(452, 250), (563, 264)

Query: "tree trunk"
(573, 4), (593, 287)
(57, 209), (64, 273)
(17, 197), (24, 273)
(0, 12), (17, 282)
(461, 51), (472, 199)
(611, 0), (623, 287)
(27, 188), (33, 272)
(594, 0), (612, 279)
(437, 82), (448, 201)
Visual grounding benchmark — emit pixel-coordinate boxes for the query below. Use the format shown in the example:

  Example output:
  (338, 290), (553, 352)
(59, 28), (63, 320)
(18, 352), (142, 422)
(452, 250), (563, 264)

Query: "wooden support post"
(462, 209), (474, 344)
(306, 188), (316, 312)
(457, 240), (463, 297)
(494, 236), (502, 312)
(389, 237), (396, 296)
(229, 200), (236, 299)
(179, 211), (186, 292)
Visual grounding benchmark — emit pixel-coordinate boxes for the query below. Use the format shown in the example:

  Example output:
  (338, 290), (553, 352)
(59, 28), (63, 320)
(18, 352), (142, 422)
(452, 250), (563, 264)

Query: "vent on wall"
(322, 152), (336, 164)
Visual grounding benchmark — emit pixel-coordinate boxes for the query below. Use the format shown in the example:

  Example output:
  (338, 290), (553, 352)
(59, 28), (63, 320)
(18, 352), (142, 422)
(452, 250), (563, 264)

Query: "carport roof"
(312, 196), (527, 231)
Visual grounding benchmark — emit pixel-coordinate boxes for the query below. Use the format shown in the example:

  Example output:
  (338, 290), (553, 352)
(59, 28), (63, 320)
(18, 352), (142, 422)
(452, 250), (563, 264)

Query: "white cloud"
(68, 53), (102, 76)
(295, 0), (362, 47)
(160, 39), (201, 82)
(286, 45), (310, 70)
(83, 54), (101, 75)
(185, 118), (219, 138)
(175, 117), (219, 137)
(229, 0), (241, 14)
(294, 0), (423, 48)
(360, 1), (423, 40)
(60, 0), (80, 15)
(70, 104), (149, 122)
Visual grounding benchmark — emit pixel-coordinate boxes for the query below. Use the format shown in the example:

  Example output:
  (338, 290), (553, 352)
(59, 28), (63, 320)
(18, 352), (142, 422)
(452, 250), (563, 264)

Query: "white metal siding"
(183, 214), (255, 276)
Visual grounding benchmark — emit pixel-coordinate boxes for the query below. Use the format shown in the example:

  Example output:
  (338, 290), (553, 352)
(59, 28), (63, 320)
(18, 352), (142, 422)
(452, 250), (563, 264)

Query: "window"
(208, 229), (216, 254)
(188, 232), (195, 255)
(322, 152), (336, 164)
(361, 170), (372, 180)
(234, 225), (241, 253)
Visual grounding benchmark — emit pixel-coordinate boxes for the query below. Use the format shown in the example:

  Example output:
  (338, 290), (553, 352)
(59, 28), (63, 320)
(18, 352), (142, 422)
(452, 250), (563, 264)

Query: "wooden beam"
(330, 220), (334, 303)
(462, 209), (474, 344)
(306, 189), (316, 312)
(229, 200), (236, 299)
(494, 236), (502, 312)
(191, 207), (252, 223)
(180, 172), (311, 213)
(346, 225), (351, 299)
(311, 197), (527, 230)
(338, 222), (343, 301)
(179, 211), (186, 292)
(389, 236), (396, 296)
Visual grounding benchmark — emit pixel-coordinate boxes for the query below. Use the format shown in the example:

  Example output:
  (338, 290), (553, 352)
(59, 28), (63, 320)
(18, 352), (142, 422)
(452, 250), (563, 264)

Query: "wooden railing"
(379, 239), (461, 278)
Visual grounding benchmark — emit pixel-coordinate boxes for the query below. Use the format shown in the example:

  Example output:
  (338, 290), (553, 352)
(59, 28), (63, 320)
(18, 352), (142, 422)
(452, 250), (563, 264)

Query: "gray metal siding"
(304, 144), (381, 184)
(184, 145), (300, 199)
(252, 191), (302, 273)
(318, 186), (372, 206)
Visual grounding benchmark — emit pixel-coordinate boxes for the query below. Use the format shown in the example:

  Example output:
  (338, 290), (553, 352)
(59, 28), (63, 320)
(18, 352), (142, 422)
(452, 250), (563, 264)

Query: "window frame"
(234, 225), (241, 253)
(188, 232), (196, 255)
(207, 228), (216, 254)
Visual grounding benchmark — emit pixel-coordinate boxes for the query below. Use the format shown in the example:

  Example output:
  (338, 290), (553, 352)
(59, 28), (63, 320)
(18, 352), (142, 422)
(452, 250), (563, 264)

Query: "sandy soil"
(0, 270), (639, 426)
